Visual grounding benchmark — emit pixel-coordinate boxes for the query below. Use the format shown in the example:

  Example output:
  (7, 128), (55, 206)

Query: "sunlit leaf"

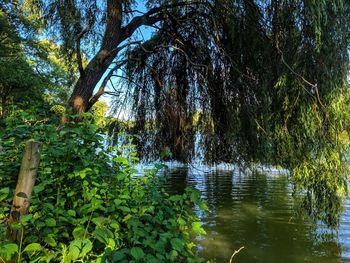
(23, 243), (42, 253)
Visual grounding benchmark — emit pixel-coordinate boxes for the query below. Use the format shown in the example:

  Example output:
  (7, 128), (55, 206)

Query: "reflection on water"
(162, 166), (350, 263)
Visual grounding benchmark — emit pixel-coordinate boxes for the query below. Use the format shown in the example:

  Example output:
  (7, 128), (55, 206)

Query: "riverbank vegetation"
(0, 0), (350, 261)
(0, 111), (207, 262)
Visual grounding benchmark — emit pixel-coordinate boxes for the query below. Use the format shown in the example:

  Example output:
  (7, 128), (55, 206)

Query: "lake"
(161, 165), (350, 263)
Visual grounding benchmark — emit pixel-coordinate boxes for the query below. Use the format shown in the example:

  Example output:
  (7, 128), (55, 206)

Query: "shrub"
(0, 112), (207, 262)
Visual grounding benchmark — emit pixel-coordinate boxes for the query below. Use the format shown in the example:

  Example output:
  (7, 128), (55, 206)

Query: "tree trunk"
(68, 0), (123, 114)
(68, 49), (117, 114)
(7, 140), (41, 242)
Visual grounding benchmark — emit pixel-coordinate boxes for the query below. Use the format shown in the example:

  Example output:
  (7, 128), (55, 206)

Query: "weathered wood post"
(7, 139), (41, 241)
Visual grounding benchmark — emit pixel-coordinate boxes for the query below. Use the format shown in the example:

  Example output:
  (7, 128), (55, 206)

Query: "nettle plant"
(0, 111), (207, 262)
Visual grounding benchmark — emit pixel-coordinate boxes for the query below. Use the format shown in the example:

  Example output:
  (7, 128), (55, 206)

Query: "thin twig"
(276, 45), (337, 133)
(229, 246), (244, 263)
(83, 210), (94, 240)
(254, 119), (268, 135)
(276, 46), (325, 109)
(17, 229), (24, 263)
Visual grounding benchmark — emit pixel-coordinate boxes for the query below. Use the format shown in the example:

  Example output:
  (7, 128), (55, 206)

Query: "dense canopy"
(114, 1), (350, 224)
(1, 0), (350, 225)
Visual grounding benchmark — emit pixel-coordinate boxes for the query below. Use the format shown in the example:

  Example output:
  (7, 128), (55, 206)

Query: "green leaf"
(112, 250), (125, 261)
(189, 189), (208, 211)
(45, 218), (56, 227)
(177, 217), (186, 226)
(123, 214), (132, 222)
(169, 195), (183, 202)
(170, 238), (184, 251)
(2, 243), (18, 252)
(120, 206), (131, 213)
(33, 184), (45, 194)
(73, 226), (85, 239)
(23, 243), (42, 253)
(93, 227), (114, 244)
(110, 221), (120, 230)
(68, 239), (92, 260)
(146, 254), (163, 263)
(113, 156), (129, 165)
(114, 199), (123, 206)
(170, 250), (178, 261)
(92, 217), (105, 226)
(191, 222), (206, 235)
(116, 172), (126, 180)
(198, 201), (209, 211)
(44, 236), (57, 247)
(67, 210), (76, 217)
(190, 189), (201, 202)
(0, 187), (10, 202)
(130, 247), (144, 260)
(0, 243), (18, 260)
(107, 238), (116, 248)
(20, 214), (33, 223)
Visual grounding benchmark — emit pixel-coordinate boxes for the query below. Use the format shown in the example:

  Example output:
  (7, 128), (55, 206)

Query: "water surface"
(162, 166), (350, 263)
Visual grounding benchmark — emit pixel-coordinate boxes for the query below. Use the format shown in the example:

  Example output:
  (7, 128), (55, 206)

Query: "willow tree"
(114, 0), (349, 225)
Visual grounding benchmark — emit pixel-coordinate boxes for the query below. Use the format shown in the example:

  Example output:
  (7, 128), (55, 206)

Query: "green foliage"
(118, 0), (350, 226)
(0, 8), (44, 115)
(0, 113), (207, 262)
(1, 0), (349, 231)
(91, 101), (109, 128)
(288, 92), (350, 226)
(0, 1), (78, 117)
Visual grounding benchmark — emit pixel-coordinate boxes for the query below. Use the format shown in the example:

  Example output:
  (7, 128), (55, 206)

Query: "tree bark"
(68, 51), (115, 114)
(67, 1), (195, 114)
(7, 140), (41, 242)
(68, 0), (123, 114)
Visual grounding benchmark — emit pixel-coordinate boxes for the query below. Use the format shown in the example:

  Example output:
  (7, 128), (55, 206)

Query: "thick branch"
(86, 59), (129, 111)
(85, 70), (113, 111)
(120, 2), (203, 42)
(101, 0), (123, 50)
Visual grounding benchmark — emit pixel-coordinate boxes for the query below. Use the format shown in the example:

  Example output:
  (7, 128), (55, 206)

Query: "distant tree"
(0, 8), (42, 116)
(91, 100), (109, 128)
(0, 0), (78, 116)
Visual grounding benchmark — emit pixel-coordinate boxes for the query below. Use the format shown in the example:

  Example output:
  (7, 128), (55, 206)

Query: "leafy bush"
(0, 112), (207, 262)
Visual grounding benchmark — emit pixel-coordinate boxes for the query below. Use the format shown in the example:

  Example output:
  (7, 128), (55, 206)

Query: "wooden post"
(7, 140), (41, 241)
